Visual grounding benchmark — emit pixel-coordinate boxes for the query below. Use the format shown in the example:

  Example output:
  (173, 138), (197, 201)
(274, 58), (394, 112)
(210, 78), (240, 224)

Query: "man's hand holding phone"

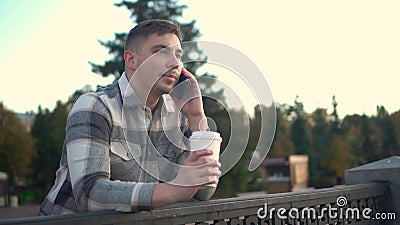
(170, 68), (208, 131)
(174, 71), (188, 100)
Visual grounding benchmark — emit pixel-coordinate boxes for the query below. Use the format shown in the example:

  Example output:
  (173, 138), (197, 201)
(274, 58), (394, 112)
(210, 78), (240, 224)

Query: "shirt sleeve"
(193, 187), (216, 201)
(66, 93), (155, 212)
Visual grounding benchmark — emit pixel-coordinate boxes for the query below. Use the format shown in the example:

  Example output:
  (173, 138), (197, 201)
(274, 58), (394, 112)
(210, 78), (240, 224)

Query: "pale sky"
(1, 0), (400, 118)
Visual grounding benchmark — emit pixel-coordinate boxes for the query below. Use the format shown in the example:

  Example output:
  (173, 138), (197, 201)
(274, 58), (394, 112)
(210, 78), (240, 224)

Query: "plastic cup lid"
(190, 131), (222, 141)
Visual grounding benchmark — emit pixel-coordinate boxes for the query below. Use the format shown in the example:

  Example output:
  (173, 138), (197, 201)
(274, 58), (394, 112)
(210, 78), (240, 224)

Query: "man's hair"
(124, 19), (183, 53)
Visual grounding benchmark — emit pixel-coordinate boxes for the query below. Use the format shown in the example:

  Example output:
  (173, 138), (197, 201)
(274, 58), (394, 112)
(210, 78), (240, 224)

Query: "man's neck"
(144, 92), (160, 112)
(127, 73), (161, 112)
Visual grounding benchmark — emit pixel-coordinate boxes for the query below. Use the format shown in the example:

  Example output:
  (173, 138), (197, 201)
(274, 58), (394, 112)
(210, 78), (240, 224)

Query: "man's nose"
(166, 54), (181, 69)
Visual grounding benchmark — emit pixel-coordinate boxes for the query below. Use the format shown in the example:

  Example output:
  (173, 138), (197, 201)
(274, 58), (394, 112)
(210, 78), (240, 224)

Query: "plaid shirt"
(39, 73), (214, 215)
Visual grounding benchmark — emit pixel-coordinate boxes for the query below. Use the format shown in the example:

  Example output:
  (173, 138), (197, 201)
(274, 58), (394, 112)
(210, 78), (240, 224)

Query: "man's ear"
(124, 51), (139, 70)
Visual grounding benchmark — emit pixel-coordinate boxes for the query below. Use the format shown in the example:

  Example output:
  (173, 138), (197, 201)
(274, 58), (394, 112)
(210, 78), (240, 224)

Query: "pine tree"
(90, 0), (203, 80)
(267, 104), (294, 157)
(289, 95), (310, 155)
(389, 110), (400, 154)
(31, 101), (68, 200)
(375, 106), (398, 158)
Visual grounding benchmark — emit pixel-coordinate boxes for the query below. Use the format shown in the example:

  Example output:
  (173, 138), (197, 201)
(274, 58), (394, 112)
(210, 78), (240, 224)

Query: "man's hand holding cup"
(189, 131), (222, 188)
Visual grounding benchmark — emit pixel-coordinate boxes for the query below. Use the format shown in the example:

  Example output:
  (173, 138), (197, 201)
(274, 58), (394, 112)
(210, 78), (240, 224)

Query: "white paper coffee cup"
(189, 131), (222, 187)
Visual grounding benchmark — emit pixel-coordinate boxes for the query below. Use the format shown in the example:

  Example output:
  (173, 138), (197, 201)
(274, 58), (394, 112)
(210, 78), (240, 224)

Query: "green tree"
(342, 106), (399, 170)
(375, 106), (398, 157)
(390, 110), (400, 153)
(356, 106), (394, 163)
(307, 106), (342, 187)
(268, 103), (294, 157)
(31, 101), (68, 200)
(342, 114), (371, 166)
(0, 104), (36, 189)
(326, 135), (353, 183)
(246, 104), (281, 192)
(215, 108), (251, 197)
(309, 107), (331, 176)
(289, 96), (310, 155)
(326, 97), (354, 183)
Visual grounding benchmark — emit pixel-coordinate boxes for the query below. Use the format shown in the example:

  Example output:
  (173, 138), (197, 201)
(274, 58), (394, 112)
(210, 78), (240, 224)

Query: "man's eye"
(176, 54), (182, 59)
(158, 49), (168, 55)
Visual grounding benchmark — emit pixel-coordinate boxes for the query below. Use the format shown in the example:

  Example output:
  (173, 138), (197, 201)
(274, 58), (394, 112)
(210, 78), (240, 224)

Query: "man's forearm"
(188, 114), (209, 131)
(151, 183), (197, 209)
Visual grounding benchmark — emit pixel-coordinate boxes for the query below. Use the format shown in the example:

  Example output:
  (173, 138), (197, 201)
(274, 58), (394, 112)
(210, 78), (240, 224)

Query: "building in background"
(263, 155), (309, 194)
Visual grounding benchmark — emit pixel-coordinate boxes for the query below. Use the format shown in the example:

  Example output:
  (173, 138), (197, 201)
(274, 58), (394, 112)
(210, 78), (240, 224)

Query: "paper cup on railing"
(189, 131), (222, 187)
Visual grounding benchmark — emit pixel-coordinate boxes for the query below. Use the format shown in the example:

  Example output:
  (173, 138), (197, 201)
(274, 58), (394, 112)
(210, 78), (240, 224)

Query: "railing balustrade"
(1, 156), (398, 225)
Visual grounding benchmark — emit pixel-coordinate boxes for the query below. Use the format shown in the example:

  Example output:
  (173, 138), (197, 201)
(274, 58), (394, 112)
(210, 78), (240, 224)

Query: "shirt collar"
(118, 72), (144, 107)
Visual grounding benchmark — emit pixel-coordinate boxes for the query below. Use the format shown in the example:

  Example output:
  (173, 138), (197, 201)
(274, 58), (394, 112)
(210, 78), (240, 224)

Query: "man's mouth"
(162, 73), (177, 79)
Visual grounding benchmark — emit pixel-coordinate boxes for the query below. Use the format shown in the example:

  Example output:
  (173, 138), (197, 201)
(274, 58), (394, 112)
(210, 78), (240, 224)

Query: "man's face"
(133, 33), (183, 96)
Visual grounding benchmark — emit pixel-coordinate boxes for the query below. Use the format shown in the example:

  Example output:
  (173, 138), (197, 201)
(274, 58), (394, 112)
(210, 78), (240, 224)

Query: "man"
(39, 19), (221, 215)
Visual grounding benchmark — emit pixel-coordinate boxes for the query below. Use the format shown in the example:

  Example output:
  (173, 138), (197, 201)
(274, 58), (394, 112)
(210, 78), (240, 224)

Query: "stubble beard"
(154, 78), (175, 96)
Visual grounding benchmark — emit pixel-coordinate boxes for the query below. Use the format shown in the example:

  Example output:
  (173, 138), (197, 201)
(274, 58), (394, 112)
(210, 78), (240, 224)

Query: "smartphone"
(177, 73), (187, 85)
(174, 73), (187, 99)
